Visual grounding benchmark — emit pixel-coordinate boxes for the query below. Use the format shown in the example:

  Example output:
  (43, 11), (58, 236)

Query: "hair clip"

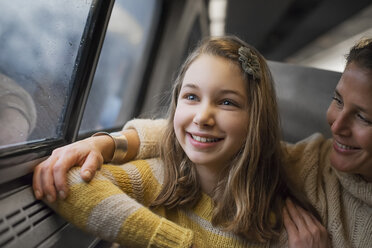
(238, 46), (261, 80)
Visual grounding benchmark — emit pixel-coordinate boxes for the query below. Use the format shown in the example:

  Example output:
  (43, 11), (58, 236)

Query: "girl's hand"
(283, 199), (331, 248)
(32, 135), (114, 203)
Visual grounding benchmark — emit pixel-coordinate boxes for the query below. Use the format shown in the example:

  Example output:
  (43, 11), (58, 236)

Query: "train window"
(79, 0), (160, 134)
(0, 0), (91, 149)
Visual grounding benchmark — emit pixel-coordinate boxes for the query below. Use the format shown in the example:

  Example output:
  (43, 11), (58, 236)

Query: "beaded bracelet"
(92, 131), (128, 164)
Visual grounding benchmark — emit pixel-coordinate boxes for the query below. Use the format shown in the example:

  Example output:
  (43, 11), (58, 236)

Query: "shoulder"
(283, 133), (331, 164)
(284, 133), (329, 148)
(282, 133), (332, 187)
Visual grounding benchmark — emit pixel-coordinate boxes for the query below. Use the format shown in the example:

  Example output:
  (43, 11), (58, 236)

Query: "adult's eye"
(357, 113), (372, 125)
(332, 96), (343, 107)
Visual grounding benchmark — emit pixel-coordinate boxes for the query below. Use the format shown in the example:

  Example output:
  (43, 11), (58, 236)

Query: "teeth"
(336, 141), (355, 150)
(191, 134), (219, 143)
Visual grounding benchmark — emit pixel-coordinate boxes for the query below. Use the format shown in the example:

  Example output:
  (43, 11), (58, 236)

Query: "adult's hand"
(283, 199), (330, 248)
(32, 135), (114, 203)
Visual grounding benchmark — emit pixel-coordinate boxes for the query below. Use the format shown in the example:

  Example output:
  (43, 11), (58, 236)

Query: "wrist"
(87, 135), (114, 162)
(121, 129), (140, 161)
(92, 132), (128, 164)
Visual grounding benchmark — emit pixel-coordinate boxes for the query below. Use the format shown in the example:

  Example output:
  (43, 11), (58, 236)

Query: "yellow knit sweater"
(51, 158), (271, 247)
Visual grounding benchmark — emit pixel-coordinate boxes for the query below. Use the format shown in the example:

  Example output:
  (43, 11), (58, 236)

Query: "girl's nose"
(193, 105), (215, 127)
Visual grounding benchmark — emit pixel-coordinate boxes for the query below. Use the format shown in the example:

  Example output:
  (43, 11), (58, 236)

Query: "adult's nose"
(330, 110), (352, 137)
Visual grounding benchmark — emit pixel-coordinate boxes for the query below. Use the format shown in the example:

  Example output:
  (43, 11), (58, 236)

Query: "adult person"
(282, 37), (372, 247)
(33, 36), (328, 247)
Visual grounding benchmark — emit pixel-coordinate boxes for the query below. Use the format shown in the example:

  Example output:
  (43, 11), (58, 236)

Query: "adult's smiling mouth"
(334, 140), (360, 150)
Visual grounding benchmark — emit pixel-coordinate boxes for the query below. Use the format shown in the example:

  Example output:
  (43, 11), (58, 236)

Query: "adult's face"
(327, 62), (372, 182)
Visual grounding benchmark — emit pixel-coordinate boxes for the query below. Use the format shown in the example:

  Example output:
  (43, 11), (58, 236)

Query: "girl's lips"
(187, 133), (223, 149)
(190, 134), (222, 143)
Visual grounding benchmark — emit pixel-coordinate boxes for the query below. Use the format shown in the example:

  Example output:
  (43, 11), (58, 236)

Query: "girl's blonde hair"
(152, 36), (290, 242)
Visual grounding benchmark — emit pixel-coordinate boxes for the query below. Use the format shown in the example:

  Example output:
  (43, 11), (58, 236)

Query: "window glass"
(0, 0), (91, 148)
(79, 0), (159, 133)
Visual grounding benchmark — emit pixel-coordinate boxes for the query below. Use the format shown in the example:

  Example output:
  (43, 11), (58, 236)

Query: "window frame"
(78, 0), (164, 136)
(0, 0), (115, 184)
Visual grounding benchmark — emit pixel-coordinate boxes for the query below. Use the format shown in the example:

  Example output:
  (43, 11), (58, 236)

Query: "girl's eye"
(221, 99), (238, 107)
(185, 94), (198, 101)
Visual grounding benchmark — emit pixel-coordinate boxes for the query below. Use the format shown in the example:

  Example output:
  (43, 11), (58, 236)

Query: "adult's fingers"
(285, 199), (306, 230)
(296, 205), (319, 229)
(285, 199), (330, 248)
(283, 206), (298, 236)
(309, 213), (326, 231)
(285, 199), (314, 248)
(296, 205), (325, 235)
(298, 208), (330, 248)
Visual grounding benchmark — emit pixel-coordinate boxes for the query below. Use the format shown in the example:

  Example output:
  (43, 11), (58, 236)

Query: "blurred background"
(209, 0), (372, 72)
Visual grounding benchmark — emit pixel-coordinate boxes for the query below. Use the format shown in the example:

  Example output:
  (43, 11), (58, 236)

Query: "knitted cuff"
(150, 218), (194, 248)
(122, 119), (167, 160)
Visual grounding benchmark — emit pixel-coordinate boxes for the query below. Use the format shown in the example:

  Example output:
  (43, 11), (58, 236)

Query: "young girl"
(35, 36), (326, 247)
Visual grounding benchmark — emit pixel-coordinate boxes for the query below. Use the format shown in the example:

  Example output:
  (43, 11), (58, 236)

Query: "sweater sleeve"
(122, 118), (167, 160)
(48, 161), (193, 248)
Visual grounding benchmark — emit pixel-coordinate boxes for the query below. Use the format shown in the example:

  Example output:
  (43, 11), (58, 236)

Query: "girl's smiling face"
(173, 54), (249, 173)
(327, 62), (372, 181)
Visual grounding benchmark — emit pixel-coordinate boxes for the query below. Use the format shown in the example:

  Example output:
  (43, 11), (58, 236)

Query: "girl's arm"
(33, 119), (166, 202)
(49, 162), (193, 248)
(122, 118), (167, 159)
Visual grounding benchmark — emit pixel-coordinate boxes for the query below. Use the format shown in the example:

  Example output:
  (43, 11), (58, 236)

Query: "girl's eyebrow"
(181, 83), (199, 90)
(218, 89), (245, 98)
(182, 83), (245, 99)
